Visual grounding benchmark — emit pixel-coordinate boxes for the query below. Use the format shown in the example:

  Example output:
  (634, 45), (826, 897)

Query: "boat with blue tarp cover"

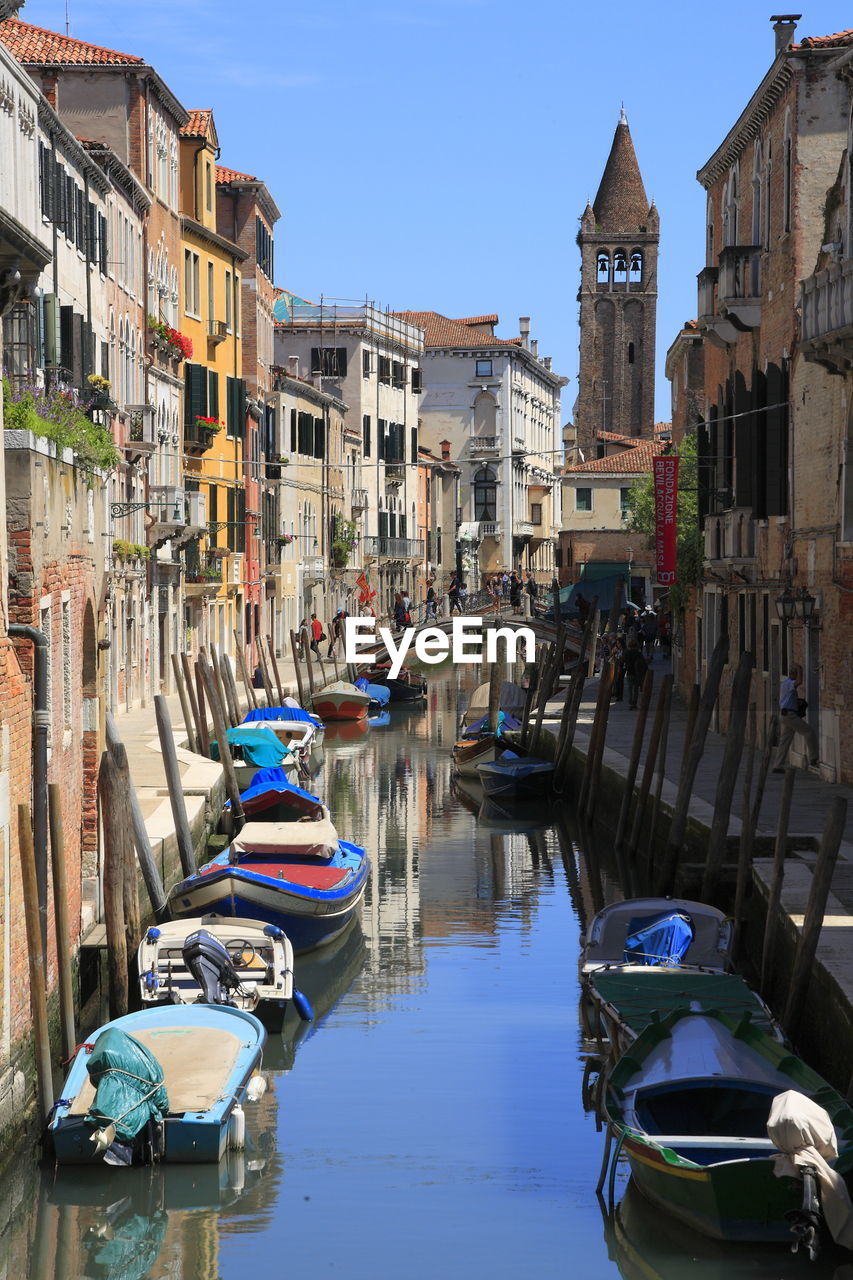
(354, 676), (391, 709)
(169, 820), (370, 952)
(241, 703), (323, 756)
(477, 750), (554, 799)
(216, 725), (300, 781)
(579, 898), (782, 1054)
(50, 1004), (265, 1166)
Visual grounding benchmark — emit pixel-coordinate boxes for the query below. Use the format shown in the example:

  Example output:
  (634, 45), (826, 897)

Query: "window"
(597, 251), (610, 282)
(531, 502), (542, 525)
(576, 487), (592, 512)
(310, 347), (348, 377)
(627, 342), (635, 365)
(184, 250), (200, 316)
(378, 355), (391, 384)
(392, 360), (406, 386)
(629, 251), (643, 282)
(412, 367), (422, 393)
(234, 274), (241, 337)
(473, 465), (497, 521)
(225, 270), (232, 331)
(205, 162), (212, 212)
(255, 217), (274, 280)
(613, 250), (627, 284)
(226, 376), (246, 438)
(620, 487), (632, 519)
(207, 261), (214, 321)
(411, 426), (418, 463)
(363, 414), (371, 457)
(783, 111), (793, 234)
(475, 359), (492, 378)
(362, 350), (371, 377)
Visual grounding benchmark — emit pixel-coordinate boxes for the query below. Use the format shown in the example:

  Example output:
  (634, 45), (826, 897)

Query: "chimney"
(519, 316), (530, 350)
(440, 439), (451, 461)
(531, 339), (538, 358)
(771, 13), (800, 56)
(544, 356), (552, 371)
(288, 355), (299, 378)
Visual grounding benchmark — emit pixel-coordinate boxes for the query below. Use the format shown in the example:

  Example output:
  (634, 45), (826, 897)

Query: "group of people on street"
(295, 609), (350, 661)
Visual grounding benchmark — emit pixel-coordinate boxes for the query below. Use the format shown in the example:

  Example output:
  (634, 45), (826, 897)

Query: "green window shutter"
(227, 486), (236, 549)
(208, 370), (219, 420)
(226, 375), (235, 436)
(238, 379), (247, 438)
(185, 364), (207, 426)
(236, 488), (245, 554)
(377, 418), (385, 460)
(314, 416), (325, 459)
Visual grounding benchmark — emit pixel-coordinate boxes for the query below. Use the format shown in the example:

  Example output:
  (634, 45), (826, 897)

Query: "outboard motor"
(182, 929), (240, 1005)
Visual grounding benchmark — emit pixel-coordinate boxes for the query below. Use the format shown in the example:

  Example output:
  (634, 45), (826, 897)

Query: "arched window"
(117, 318), (125, 404)
(596, 251), (610, 282)
(783, 109), (793, 234)
(473, 465), (497, 521)
(627, 342), (635, 365)
(473, 391), (496, 437)
(629, 250), (643, 283)
(706, 195), (715, 267)
(613, 249), (627, 284)
(764, 141), (773, 248)
(724, 168), (739, 246)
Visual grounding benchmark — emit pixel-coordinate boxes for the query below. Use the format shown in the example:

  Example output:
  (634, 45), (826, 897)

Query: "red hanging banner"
(653, 456), (679, 585)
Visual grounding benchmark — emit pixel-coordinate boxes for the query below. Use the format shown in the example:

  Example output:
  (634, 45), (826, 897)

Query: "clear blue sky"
(19, 1), (853, 422)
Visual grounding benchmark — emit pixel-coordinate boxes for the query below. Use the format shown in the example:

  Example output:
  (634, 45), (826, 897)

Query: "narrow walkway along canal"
(1, 671), (851, 1278)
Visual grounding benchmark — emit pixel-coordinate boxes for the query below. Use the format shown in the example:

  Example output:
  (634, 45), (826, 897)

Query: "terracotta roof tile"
(0, 17), (144, 66)
(595, 430), (637, 444)
(216, 164), (258, 184)
(566, 439), (662, 475)
(795, 29), (853, 49)
(393, 310), (522, 349)
(181, 109), (213, 138)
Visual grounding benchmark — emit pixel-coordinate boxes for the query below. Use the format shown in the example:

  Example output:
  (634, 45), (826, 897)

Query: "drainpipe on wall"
(8, 625), (50, 954)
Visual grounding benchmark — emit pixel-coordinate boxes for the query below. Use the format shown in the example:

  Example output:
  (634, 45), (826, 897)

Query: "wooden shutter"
(185, 363), (207, 425)
(236, 488), (246, 554)
(313, 416), (325, 459)
(226, 375), (236, 435)
(86, 202), (97, 262)
(377, 418), (386, 460)
(207, 370), (219, 419)
(290, 408), (297, 452)
(363, 414), (371, 457)
(209, 483), (218, 524)
(764, 362), (788, 517)
(411, 426), (417, 462)
(227, 487), (236, 550)
(98, 213), (108, 275)
(733, 371), (753, 509)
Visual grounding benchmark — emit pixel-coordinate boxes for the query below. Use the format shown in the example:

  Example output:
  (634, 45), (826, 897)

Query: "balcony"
(147, 485), (186, 545)
(704, 508), (756, 566)
(208, 319), (227, 345)
(364, 536), (424, 561)
(384, 461), (405, 486)
(183, 490), (207, 537)
(470, 436), (498, 456)
(477, 521), (502, 539)
(302, 554), (325, 583)
(124, 405), (157, 462)
(184, 418), (221, 456)
(226, 552), (243, 592)
(184, 552), (223, 595)
(514, 520), (534, 538)
(697, 267), (718, 325)
(801, 258), (853, 374)
(351, 487), (369, 514)
(718, 245), (761, 329)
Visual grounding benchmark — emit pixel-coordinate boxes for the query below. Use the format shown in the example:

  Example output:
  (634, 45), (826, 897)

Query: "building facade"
(399, 311), (566, 589)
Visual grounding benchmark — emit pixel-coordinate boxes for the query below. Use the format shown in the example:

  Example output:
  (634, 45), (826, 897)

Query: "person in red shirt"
(310, 613), (323, 656)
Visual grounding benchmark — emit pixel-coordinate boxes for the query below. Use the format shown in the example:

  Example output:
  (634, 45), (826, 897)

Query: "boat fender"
(246, 1074), (267, 1103)
(292, 987), (314, 1022)
(146, 927), (161, 942)
(228, 1104), (245, 1150)
(263, 924), (283, 940)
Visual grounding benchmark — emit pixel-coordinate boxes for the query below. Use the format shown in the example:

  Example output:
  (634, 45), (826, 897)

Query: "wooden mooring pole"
(18, 804), (53, 1123)
(290, 630), (308, 707)
(233, 632), (258, 712)
(613, 668), (654, 852)
(585, 662), (616, 822)
(265, 634), (286, 706)
(578, 661), (613, 815)
(759, 765), (796, 993)
(105, 713), (168, 920)
(170, 653), (198, 754)
(47, 783), (75, 1062)
(197, 654), (245, 829)
(194, 664), (210, 757)
(97, 755), (129, 1019)
(180, 652), (205, 754)
(701, 651), (754, 902)
(784, 796), (848, 1043)
(656, 634), (728, 896)
(154, 695), (196, 879)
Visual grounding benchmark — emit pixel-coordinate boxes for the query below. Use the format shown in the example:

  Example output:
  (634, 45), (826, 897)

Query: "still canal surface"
(1, 671), (851, 1278)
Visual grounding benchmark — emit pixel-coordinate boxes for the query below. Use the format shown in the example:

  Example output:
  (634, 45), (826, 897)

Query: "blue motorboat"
(50, 1004), (265, 1166)
(170, 820), (371, 953)
(477, 750), (554, 800)
(354, 676), (391, 709)
(225, 765), (325, 820)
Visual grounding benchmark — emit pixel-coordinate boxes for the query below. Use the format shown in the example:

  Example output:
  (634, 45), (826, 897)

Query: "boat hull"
(451, 735), (498, 778)
(50, 1005), (265, 1165)
(622, 1136), (804, 1243)
(170, 860), (370, 953)
(478, 758), (553, 799)
(311, 691), (370, 722)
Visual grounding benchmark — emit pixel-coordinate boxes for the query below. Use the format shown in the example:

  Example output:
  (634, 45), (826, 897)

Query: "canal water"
(1, 670), (852, 1278)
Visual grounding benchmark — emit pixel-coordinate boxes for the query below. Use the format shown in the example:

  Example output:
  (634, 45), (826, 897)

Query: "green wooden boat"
(603, 1009), (853, 1243)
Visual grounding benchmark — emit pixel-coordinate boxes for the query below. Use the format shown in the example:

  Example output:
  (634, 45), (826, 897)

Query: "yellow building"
(178, 109), (249, 656)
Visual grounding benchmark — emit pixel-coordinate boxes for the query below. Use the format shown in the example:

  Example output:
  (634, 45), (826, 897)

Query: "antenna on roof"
(65, 0), (71, 35)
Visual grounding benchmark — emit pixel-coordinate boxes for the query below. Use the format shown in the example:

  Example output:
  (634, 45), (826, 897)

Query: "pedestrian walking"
(773, 663), (819, 772)
(425, 585), (437, 619)
(393, 592), (407, 630)
(623, 636), (648, 710)
(509, 571), (522, 613)
(328, 609), (346, 658)
(309, 613), (324, 657)
(448, 573), (461, 615)
(641, 607), (658, 661)
(501, 571), (510, 600)
(458, 582), (469, 611)
(525, 573), (537, 605)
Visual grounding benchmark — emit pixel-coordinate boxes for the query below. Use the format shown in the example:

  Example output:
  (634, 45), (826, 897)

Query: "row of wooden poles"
(495, 596), (848, 1052)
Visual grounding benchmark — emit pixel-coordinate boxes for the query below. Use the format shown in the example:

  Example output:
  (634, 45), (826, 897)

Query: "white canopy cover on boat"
(233, 819), (339, 860)
(768, 1090), (853, 1248)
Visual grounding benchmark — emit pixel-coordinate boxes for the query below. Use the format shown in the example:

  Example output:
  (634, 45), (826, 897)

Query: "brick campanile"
(575, 111), (659, 452)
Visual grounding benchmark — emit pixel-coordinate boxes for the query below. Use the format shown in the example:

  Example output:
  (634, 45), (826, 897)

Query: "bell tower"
(575, 111), (659, 453)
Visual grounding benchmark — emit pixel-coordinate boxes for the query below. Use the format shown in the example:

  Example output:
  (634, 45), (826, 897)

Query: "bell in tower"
(575, 110), (659, 452)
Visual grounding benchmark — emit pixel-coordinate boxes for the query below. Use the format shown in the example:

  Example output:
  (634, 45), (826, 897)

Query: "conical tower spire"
(592, 111), (650, 233)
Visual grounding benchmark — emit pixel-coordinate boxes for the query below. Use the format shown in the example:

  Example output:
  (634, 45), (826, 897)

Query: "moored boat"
(310, 680), (371, 722)
(137, 915), (302, 1031)
(50, 1004), (266, 1166)
(225, 766), (325, 821)
(363, 663), (426, 701)
(451, 732), (503, 778)
(169, 820), (371, 952)
(242, 704), (324, 752)
(477, 750), (554, 799)
(602, 1008), (853, 1244)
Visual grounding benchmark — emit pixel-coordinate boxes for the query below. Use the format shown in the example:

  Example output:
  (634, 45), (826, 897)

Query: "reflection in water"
(1, 668), (840, 1278)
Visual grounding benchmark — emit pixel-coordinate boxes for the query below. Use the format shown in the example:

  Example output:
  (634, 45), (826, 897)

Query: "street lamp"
(775, 584), (796, 624)
(775, 584), (817, 625)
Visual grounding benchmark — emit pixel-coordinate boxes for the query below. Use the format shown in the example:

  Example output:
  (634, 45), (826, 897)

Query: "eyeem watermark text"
(343, 617), (536, 679)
